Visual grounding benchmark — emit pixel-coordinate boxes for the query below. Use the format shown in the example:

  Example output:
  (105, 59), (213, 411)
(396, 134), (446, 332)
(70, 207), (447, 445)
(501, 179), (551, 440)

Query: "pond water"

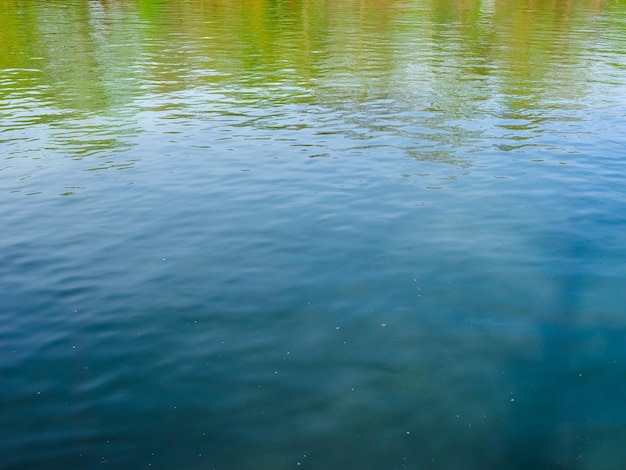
(2, 0), (626, 468)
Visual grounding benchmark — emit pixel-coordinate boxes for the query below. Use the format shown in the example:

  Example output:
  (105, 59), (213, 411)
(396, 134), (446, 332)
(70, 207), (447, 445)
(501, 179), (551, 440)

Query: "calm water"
(2, 0), (626, 468)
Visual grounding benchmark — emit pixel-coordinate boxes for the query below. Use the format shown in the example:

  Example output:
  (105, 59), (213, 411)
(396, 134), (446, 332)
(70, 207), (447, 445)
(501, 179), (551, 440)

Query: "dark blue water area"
(3, 93), (626, 469)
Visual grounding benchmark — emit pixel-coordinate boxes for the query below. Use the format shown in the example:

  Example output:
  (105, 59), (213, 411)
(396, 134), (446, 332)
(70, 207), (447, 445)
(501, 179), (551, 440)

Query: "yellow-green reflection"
(0, 0), (624, 159)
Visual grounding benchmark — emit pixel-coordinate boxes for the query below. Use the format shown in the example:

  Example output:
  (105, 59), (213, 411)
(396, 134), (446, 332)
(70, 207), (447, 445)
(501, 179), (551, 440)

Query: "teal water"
(2, 0), (626, 468)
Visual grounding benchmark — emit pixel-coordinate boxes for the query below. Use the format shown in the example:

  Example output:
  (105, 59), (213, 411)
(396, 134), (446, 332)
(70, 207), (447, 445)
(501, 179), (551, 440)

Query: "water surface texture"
(2, 0), (626, 468)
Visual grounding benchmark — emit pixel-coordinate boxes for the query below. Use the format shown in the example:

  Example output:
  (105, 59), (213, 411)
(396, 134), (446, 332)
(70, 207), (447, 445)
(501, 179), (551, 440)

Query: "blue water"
(2, 0), (626, 468)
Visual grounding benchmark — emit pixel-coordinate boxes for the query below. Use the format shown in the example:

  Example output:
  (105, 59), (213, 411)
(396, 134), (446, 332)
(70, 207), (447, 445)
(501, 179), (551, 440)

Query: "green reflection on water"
(0, 0), (624, 163)
(1, 0), (622, 108)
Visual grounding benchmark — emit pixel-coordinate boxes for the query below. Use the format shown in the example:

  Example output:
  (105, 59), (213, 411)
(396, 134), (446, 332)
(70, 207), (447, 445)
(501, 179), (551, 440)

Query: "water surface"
(2, 0), (626, 468)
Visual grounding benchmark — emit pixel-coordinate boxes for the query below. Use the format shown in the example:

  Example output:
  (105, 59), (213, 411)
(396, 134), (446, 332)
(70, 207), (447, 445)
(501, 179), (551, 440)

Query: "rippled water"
(2, 0), (626, 468)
